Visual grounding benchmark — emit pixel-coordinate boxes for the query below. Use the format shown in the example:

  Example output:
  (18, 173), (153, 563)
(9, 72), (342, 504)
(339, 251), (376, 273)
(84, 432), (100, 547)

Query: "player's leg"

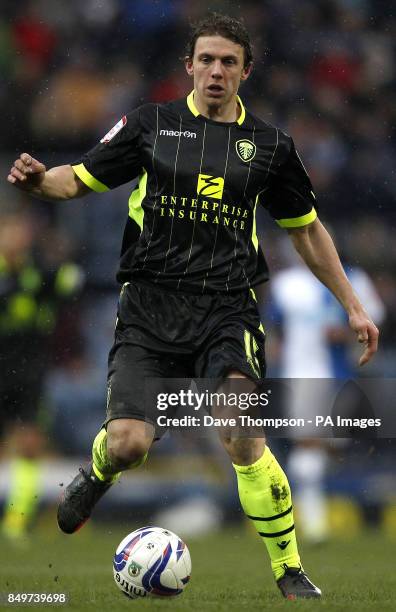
(195, 286), (321, 599)
(217, 371), (321, 599)
(1, 370), (46, 542)
(57, 417), (154, 534)
(57, 340), (160, 534)
(58, 281), (196, 534)
(285, 380), (332, 543)
(287, 440), (329, 543)
(92, 418), (152, 479)
(1, 423), (43, 541)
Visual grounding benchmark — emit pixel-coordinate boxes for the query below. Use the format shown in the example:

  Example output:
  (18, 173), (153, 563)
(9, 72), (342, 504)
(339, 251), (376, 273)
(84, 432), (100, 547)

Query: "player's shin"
(92, 428), (147, 483)
(233, 445), (301, 580)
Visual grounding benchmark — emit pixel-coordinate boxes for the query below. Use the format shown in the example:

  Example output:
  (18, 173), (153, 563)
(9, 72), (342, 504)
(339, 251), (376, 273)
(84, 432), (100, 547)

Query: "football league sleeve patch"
(71, 107), (144, 190)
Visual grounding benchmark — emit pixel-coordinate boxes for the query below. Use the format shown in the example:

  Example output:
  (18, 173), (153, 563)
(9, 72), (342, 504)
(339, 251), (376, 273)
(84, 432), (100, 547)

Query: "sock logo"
(277, 540), (290, 550)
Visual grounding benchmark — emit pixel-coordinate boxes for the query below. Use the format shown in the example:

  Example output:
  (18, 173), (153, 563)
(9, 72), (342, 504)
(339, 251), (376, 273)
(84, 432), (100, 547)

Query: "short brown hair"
(185, 13), (253, 68)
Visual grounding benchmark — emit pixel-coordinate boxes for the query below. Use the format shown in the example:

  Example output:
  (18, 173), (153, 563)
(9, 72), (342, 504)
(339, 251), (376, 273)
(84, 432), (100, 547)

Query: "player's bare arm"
(288, 217), (379, 366)
(7, 153), (90, 201)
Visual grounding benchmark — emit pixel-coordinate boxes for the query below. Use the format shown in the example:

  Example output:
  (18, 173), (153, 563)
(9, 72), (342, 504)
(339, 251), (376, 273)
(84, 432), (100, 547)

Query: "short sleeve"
(260, 137), (317, 228)
(71, 108), (144, 192)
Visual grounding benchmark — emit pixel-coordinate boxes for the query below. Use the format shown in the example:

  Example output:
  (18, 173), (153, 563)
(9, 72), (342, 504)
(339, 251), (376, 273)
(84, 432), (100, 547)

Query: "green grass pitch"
(1, 517), (394, 611)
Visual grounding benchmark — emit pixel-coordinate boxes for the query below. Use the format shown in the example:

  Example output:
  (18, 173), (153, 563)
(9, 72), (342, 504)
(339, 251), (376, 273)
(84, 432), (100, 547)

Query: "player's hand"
(7, 153), (46, 190)
(348, 311), (379, 366)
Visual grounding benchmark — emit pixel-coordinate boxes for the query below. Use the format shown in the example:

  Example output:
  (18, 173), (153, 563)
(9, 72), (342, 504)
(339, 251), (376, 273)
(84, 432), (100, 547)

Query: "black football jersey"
(72, 92), (317, 293)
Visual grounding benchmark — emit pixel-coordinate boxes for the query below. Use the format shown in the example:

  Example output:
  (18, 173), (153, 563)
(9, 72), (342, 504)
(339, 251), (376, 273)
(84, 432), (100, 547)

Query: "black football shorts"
(105, 280), (266, 433)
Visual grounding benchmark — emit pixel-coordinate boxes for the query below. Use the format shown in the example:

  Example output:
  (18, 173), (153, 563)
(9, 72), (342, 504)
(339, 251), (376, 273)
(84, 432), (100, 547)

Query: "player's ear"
(240, 62), (253, 82)
(185, 56), (194, 77)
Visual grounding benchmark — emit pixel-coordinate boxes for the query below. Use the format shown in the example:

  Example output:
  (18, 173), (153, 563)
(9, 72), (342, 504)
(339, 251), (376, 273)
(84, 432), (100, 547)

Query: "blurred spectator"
(266, 240), (385, 541)
(0, 211), (83, 541)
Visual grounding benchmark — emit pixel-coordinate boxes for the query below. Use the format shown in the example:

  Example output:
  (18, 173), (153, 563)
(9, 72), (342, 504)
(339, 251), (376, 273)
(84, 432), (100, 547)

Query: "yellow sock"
(2, 458), (40, 538)
(92, 428), (147, 482)
(233, 445), (301, 581)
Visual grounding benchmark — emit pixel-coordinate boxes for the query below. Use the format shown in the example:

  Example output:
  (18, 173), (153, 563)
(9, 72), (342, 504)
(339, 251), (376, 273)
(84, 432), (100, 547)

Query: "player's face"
(185, 35), (252, 109)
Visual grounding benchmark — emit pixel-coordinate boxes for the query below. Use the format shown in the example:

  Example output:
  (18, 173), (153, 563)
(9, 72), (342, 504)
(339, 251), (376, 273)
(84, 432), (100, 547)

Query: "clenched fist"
(7, 153), (47, 190)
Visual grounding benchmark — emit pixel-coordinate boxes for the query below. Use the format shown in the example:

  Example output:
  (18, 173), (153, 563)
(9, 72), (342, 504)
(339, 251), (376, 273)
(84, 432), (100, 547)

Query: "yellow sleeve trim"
(72, 163), (109, 193)
(276, 207), (317, 228)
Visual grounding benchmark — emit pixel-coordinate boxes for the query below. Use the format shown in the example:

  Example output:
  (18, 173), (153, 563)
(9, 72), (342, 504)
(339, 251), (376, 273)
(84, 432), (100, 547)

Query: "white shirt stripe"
(202, 126), (231, 294)
(230, 125), (256, 290)
(177, 121), (207, 290)
(162, 115), (183, 273)
(142, 105), (160, 269)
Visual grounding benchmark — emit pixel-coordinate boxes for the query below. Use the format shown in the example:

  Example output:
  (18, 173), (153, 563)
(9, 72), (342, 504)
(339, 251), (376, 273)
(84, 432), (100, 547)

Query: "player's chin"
(206, 93), (230, 111)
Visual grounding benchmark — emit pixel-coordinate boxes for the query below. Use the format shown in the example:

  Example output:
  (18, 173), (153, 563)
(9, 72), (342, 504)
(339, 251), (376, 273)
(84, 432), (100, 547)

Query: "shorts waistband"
(120, 277), (252, 299)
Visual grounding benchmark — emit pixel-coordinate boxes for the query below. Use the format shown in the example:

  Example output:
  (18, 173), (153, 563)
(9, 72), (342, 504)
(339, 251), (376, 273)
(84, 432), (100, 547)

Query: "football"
(113, 526), (191, 599)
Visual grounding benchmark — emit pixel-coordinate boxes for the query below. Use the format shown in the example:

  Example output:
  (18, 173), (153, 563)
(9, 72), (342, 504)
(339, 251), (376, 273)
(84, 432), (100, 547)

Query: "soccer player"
(7, 14), (378, 599)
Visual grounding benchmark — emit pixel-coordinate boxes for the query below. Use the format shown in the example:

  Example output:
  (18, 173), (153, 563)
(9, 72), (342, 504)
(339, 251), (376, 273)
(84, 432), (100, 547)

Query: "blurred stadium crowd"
(0, 0), (395, 537)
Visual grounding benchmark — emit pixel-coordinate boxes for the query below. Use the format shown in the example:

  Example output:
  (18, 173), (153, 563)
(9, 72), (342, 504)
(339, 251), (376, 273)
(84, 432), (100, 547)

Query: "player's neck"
(193, 91), (240, 123)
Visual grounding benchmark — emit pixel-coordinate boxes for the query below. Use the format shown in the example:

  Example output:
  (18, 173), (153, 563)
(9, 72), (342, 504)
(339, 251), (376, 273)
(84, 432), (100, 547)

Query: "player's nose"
(211, 59), (223, 77)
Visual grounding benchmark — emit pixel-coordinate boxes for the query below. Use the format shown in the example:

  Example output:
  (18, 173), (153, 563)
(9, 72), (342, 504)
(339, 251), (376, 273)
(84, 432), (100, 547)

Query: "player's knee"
(221, 436), (266, 466)
(107, 420), (153, 469)
(107, 432), (149, 469)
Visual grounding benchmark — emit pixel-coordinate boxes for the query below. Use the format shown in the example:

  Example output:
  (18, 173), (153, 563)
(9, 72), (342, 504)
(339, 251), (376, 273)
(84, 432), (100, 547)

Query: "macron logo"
(160, 129), (197, 139)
